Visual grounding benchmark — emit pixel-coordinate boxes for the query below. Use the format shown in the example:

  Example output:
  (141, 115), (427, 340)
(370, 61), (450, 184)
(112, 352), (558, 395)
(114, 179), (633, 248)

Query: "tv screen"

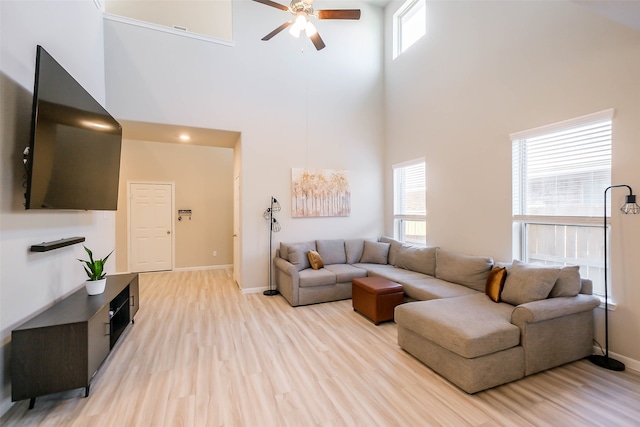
(25, 45), (122, 210)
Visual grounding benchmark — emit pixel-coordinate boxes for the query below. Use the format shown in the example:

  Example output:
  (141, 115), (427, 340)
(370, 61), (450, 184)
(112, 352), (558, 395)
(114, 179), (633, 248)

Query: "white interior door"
(129, 182), (173, 273)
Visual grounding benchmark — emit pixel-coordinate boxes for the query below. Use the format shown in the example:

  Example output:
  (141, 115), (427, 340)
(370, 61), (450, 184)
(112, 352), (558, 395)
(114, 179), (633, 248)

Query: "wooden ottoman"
(352, 277), (404, 325)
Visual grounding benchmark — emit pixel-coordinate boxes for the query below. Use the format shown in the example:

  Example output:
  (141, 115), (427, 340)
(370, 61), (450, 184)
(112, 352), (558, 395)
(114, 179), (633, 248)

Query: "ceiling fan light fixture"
(253, 0), (361, 50)
(289, 14), (307, 37)
(305, 21), (317, 36)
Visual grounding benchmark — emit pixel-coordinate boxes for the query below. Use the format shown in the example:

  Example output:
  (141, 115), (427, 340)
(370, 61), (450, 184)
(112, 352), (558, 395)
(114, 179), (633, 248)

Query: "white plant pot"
(86, 278), (107, 295)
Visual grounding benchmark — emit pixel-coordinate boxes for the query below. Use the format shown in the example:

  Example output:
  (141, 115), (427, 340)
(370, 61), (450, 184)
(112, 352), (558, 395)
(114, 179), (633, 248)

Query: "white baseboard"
(172, 264), (233, 272)
(592, 346), (640, 372)
(241, 286), (269, 295)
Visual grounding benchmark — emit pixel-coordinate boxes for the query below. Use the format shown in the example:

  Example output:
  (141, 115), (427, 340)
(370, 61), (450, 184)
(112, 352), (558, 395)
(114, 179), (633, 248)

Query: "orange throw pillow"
(485, 266), (507, 302)
(307, 250), (324, 270)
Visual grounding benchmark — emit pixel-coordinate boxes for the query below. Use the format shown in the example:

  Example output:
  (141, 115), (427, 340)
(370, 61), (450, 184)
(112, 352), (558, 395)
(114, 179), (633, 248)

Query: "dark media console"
(11, 273), (139, 409)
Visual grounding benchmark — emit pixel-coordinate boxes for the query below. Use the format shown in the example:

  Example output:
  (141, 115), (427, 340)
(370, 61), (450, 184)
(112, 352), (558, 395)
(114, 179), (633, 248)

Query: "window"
(393, 0), (426, 59)
(394, 159), (426, 245)
(511, 109), (613, 297)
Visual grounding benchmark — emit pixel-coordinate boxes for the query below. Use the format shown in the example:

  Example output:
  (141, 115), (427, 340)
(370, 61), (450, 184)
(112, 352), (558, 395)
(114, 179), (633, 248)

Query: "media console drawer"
(11, 273), (139, 409)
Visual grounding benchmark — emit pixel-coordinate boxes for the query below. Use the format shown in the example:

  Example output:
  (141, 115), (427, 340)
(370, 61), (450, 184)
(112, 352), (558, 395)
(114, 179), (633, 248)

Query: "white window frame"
(393, 0), (426, 59)
(393, 158), (426, 245)
(511, 109), (614, 299)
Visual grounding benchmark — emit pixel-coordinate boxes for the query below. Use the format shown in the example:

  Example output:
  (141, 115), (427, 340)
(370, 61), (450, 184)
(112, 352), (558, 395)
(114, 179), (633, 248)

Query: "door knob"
(167, 231), (171, 235)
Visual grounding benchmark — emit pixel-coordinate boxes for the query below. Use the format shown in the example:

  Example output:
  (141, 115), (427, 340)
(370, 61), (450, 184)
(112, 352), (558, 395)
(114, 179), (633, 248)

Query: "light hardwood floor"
(3, 269), (640, 426)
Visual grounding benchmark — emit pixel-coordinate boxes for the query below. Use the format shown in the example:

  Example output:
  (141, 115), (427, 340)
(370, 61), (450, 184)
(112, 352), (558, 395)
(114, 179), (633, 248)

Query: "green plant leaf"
(78, 246), (112, 281)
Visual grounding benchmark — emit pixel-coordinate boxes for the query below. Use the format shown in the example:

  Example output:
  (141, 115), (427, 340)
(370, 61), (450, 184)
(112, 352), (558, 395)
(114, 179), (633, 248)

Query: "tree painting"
(291, 169), (351, 217)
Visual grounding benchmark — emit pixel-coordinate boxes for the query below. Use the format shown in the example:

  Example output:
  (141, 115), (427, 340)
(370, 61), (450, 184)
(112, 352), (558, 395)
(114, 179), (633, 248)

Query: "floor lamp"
(589, 185), (640, 371)
(263, 197), (281, 296)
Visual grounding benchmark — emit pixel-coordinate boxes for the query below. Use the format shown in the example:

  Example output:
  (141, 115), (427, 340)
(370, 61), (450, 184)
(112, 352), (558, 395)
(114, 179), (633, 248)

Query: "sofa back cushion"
(360, 241), (390, 264)
(395, 245), (437, 276)
(379, 236), (402, 265)
(549, 265), (581, 297)
(287, 241), (317, 271)
(316, 239), (346, 265)
(435, 248), (493, 292)
(345, 239), (365, 264)
(501, 260), (560, 305)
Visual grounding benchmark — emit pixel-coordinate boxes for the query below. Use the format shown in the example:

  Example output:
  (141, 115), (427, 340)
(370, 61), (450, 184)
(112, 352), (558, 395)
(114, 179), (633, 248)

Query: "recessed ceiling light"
(179, 134), (190, 142)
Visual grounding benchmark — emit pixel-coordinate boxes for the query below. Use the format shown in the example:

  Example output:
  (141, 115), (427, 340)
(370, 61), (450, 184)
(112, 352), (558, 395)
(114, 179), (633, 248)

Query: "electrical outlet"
(213, 251), (217, 257)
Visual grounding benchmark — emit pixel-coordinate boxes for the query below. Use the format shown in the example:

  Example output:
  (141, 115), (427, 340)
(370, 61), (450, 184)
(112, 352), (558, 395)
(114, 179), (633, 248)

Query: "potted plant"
(78, 245), (113, 295)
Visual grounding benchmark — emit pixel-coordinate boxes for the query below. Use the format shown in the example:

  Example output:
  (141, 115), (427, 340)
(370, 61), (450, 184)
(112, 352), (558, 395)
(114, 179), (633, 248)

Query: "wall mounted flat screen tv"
(24, 45), (122, 210)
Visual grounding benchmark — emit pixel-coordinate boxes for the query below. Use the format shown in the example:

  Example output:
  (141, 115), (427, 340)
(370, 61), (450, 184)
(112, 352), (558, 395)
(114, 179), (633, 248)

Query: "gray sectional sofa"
(273, 237), (600, 393)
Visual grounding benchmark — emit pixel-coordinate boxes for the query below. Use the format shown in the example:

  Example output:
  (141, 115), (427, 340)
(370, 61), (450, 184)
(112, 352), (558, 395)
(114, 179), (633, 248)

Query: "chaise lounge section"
(273, 237), (600, 393)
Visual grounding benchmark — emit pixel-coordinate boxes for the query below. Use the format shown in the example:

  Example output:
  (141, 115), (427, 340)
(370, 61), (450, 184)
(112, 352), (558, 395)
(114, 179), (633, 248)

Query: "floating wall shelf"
(30, 237), (86, 252)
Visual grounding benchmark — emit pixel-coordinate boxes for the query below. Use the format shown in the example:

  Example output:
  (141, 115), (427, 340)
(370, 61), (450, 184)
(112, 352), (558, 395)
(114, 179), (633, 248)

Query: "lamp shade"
(621, 194), (640, 215)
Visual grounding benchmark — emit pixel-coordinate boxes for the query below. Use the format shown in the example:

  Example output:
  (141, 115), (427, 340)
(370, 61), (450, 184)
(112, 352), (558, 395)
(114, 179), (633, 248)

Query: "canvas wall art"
(291, 168), (351, 217)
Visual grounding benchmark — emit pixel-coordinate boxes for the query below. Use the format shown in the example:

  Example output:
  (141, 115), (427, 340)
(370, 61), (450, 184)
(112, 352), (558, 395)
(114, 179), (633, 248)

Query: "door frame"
(233, 175), (241, 287)
(127, 181), (176, 273)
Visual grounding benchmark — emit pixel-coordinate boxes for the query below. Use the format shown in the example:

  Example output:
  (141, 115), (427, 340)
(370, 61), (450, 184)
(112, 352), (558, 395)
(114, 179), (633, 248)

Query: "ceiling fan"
(252, 0), (361, 51)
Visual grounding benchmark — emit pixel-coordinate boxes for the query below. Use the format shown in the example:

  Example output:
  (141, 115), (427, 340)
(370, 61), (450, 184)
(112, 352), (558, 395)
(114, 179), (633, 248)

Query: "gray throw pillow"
(501, 260), (561, 305)
(359, 241), (390, 264)
(549, 265), (581, 297)
(395, 245), (437, 276)
(287, 241), (317, 271)
(379, 236), (402, 265)
(279, 242), (292, 261)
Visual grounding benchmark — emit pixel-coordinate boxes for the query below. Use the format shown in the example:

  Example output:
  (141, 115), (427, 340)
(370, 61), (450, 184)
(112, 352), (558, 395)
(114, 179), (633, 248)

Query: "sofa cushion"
(485, 266), (507, 303)
(395, 294), (520, 358)
(299, 268), (337, 288)
(360, 241), (390, 264)
(379, 236), (402, 265)
(324, 264), (367, 283)
(549, 265), (581, 298)
(287, 241), (316, 272)
(435, 249), (493, 292)
(345, 239), (365, 264)
(351, 263), (398, 277)
(501, 260), (560, 305)
(401, 276), (478, 301)
(316, 239), (346, 265)
(307, 250), (324, 270)
(367, 266), (429, 285)
(395, 245), (437, 276)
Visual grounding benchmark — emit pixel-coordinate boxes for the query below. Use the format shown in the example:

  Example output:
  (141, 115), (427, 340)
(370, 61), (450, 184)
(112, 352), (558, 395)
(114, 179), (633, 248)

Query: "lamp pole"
(264, 197), (280, 296)
(589, 185), (636, 371)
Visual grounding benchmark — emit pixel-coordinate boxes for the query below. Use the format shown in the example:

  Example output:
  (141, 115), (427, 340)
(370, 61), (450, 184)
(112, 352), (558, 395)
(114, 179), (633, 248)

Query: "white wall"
(0, 0), (116, 415)
(104, 0), (386, 290)
(384, 0), (640, 364)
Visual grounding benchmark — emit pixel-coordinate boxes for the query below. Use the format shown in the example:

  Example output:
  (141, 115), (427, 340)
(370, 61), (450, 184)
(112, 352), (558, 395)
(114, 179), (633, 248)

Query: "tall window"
(393, 0), (426, 59)
(394, 159), (426, 245)
(511, 109), (613, 297)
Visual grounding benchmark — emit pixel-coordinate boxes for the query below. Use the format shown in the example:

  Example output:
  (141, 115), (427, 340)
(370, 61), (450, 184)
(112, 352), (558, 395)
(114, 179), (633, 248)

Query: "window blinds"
(394, 160), (426, 217)
(512, 115), (612, 219)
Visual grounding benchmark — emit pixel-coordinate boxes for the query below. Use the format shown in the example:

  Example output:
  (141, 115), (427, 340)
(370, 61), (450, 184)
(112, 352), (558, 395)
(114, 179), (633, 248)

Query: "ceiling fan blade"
(252, 0), (289, 12)
(317, 9), (361, 20)
(310, 32), (326, 51)
(262, 21), (293, 41)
